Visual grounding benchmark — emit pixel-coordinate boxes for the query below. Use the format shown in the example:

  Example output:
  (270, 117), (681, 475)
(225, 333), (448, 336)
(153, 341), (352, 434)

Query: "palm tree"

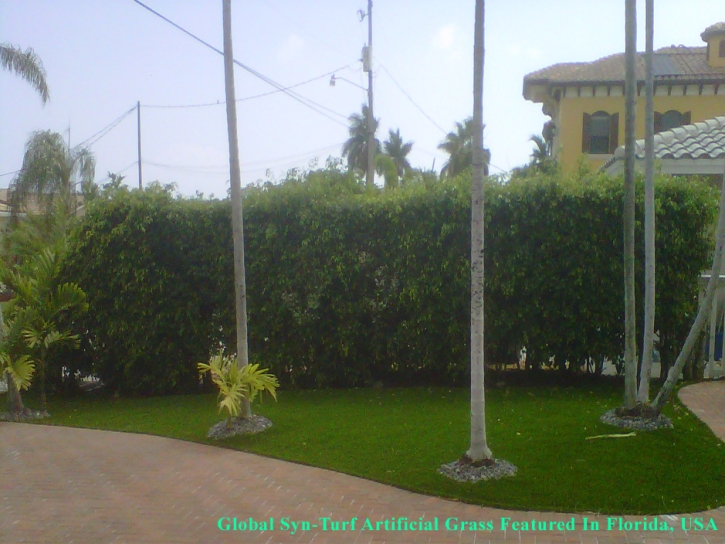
(0, 243), (87, 413)
(639, 0), (656, 403)
(1, 43), (49, 104)
(652, 156), (725, 413)
(9, 130), (95, 217)
(0, 314), (35, 415)
(438, 118), (490, 178)
(439, 119), (473, 178)
(342, 104), (380, 176)
(622, 0), (638, 411)
(382, 129), (413, 180)
(467, 0), (492, 464)
(529, 135), (548, 165)
(222, 0), (252, 419)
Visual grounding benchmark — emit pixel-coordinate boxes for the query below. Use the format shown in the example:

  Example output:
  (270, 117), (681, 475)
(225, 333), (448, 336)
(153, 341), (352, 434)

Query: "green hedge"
(59, 171), (717, 394)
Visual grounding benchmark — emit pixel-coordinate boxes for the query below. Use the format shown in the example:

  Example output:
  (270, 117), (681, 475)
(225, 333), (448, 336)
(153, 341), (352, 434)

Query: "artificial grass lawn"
(6, 381), (725, 514)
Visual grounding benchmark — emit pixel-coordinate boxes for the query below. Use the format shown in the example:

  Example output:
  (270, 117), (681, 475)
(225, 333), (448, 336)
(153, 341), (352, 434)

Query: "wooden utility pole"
(137, 101), (143, 190)
(365, 0), (375, 187)
(222, 0), (251, 418)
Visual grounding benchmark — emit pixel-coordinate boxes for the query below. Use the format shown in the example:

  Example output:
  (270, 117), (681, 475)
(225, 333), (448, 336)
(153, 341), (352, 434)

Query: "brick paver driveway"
(2, 381), (725, 544)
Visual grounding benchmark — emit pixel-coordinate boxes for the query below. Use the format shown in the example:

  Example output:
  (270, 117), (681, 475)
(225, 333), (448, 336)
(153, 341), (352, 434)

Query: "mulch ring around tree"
(0, 408), (49, 422)
(600, 404), (673, 431)
(207, 414), (273, 440)
(438, 455), (518, 482)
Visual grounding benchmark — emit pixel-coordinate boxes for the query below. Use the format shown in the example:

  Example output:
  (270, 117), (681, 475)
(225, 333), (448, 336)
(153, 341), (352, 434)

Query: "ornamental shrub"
(59, 170), (717, 394)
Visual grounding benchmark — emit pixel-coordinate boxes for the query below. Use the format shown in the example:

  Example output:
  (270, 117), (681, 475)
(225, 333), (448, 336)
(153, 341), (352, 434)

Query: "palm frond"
(0, 43), (49, 104)
(0, 353), (35, 390)
(199, 351), (279, 419)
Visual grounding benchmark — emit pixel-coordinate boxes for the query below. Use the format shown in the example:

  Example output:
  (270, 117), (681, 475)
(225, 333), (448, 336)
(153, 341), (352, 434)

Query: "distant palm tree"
(438, 118), (490, 178)
(342, 104), (380, 175)
(9, 131), (95, 216)
(529, 135), (548, 165)
(382, 129), (413, 179)
(1, 43), (49, 104)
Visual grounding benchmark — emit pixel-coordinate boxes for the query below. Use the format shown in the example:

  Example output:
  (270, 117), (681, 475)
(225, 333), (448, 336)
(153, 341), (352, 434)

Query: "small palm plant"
(198, 350), (279, 426)
(1, 247), (87, 412)
(0, 315), (36, 413)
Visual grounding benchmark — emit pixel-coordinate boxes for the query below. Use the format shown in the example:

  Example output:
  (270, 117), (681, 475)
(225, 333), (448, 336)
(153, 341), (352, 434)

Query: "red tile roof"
(524, 46), (725, 90)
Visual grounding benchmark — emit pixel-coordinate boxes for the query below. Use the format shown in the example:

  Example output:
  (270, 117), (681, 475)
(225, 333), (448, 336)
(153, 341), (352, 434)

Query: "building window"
(720, 39), (725, 58)
(654, 110), (691, 132)
(582, 111), (618, 155)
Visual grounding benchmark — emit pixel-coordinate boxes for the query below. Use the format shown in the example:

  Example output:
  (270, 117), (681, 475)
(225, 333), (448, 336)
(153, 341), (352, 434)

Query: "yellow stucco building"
(523, 23), (725, 172)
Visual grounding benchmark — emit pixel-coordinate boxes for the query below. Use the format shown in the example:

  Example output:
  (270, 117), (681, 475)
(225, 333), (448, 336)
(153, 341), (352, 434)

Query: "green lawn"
(5, 381), (725, 514)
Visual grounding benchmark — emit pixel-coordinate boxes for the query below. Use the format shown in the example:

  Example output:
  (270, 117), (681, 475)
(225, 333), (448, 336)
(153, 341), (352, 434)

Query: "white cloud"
(277, 34), (304, 62)
(432, 24), (457, 50)
(509, 45), (543, 61)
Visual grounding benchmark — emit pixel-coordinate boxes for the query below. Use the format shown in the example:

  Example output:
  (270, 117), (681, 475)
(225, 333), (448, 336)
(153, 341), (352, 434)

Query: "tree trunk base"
(458, 454), (495, 468)
(615, 402), (660, 420)
(0, 408), (49, 422)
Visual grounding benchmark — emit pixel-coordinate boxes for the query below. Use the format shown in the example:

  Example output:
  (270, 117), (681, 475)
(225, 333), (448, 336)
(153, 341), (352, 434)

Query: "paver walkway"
(1, 382), (724, 544)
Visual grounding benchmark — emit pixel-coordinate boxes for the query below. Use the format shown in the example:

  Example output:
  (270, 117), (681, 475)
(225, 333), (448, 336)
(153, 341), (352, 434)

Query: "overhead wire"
(0, 169), (21, 178)
(131, 0), (349, 127)
(144, 63), (356, 109)
(379, 65), (447, 135)
(96, 161), (139, 185)
(76, 106), (137, 148)
(142, 141), (346, 176)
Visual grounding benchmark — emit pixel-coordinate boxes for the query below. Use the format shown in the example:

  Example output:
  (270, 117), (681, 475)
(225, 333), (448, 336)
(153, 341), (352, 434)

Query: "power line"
(76, 106), (137, 148)
(379, 65), (447, 135)
(143, 141), (346, 175)
(96, 161), (139, 185)
(131, 0), (349, 127)
(144, 63), (356, 109)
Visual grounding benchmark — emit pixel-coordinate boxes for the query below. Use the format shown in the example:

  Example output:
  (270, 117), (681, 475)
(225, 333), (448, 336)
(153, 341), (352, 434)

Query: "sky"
(1, 1), (723, 197)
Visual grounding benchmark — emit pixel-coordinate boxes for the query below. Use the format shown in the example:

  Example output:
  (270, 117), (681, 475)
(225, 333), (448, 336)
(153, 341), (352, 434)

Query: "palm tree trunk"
(638, 0), (656, 403)
(222, 0), (251, 418)
(5, 370), (25, 413)
(651, 160), (725, 413)
(39, 346), (47, 413)
(467, 0), (492, 462)
(0, 304), (24, 414)
(623, 0), (638, 410)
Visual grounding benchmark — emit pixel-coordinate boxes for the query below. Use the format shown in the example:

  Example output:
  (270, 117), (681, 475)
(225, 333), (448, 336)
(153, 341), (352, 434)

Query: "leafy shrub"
(198, 350), (278, 421)
(60, 170), (717, 393)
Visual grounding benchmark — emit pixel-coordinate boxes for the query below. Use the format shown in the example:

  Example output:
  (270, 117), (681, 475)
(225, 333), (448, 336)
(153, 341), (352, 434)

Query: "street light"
(329, 74), (367, 91)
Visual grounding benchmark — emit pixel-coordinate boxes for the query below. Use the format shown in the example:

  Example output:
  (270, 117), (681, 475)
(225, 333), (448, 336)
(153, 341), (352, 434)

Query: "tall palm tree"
(438, 118), (490, 178)
(9, 131), (95, 216)
(342, 104), (380, 176)
(622, 0), (638, 411)
(639, 0), (656, 403)
(222, 0), (252, 418)
(1, 43), (49, 104)
(439, 119), (473, 178)
(382, 129), (413, 179)
(467, 0), (492, 463)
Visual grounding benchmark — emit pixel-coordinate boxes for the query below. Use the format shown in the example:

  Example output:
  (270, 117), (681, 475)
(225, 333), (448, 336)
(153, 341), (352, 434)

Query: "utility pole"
(137, 101), (143, 190)
(363, 0), (375, 187)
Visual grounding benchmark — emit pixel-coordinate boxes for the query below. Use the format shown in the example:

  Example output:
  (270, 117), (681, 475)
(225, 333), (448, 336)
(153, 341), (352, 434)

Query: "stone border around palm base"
(207, 414), (273, 440)
(0, 409), (49, 422)
(600, 408), (673, 430)
(439, 458), (517, 482)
